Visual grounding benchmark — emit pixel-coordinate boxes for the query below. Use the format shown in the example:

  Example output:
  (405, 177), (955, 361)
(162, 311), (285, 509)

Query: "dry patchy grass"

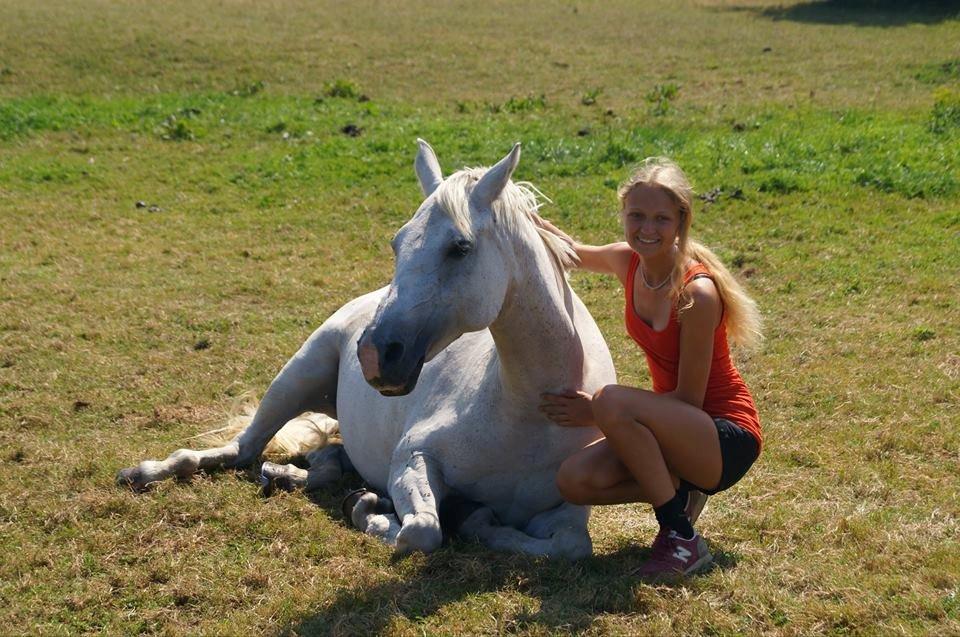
(0, 0), (958, 112)
(1, 1), (959, 635)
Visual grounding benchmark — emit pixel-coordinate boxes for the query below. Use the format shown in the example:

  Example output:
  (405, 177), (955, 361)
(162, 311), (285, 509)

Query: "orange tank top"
(624, 252), (762, 449)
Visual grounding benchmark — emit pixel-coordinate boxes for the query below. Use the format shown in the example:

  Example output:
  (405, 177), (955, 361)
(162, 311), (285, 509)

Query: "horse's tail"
(193, 393), (338, 458)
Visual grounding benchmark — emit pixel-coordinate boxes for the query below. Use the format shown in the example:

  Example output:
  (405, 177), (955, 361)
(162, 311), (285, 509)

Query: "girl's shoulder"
(602, 243), (636, 286)
(678, 270), (722, 328)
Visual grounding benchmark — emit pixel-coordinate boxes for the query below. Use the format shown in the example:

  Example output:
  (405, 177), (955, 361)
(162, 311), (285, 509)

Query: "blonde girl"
(539, 158), (762, 579)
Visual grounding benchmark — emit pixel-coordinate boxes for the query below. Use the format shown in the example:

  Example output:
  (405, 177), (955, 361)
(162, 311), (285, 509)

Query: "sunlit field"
(1, 1), (958, 634)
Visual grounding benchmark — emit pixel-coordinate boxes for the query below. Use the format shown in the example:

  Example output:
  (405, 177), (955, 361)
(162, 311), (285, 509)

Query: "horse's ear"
(471, 142), (521, 210)
(415, 138), (443, 197)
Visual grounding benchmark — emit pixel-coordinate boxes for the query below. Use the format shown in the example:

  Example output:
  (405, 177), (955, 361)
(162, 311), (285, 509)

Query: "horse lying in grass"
(118, 140), (616, 559)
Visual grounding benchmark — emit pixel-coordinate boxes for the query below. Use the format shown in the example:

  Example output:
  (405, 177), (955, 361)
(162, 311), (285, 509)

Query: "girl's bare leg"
(557, 384), (721, 508)
(593, 384), (721, 506)
(557, 438), (666, 505)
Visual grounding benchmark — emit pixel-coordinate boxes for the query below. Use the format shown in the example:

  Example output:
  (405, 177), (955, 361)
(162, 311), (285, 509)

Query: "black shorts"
(681, 418), (759, 496)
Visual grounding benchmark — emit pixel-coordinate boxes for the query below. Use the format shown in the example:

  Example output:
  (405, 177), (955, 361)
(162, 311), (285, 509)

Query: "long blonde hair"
(618, 158), (762, 349)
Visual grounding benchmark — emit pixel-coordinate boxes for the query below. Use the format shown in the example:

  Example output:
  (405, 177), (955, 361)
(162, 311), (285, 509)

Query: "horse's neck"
(488, 231), (585, 402)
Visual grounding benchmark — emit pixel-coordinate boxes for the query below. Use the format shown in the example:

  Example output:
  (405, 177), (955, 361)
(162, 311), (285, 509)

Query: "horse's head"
(357, 140), (521, 396)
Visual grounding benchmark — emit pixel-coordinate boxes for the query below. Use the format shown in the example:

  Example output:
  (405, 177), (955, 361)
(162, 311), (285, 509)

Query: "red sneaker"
(650, 525), (671, 553)
(635, 531), (713, 580)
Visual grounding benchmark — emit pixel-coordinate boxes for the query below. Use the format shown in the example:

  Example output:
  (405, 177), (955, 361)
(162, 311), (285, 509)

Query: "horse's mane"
(435, 168), (578, 271)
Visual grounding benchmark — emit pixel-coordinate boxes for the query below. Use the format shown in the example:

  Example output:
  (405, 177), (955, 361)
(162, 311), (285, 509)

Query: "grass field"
(1, 1), (959, 634)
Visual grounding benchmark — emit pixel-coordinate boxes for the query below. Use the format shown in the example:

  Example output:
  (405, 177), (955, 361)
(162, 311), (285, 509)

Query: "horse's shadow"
(281, 482), (741, 636)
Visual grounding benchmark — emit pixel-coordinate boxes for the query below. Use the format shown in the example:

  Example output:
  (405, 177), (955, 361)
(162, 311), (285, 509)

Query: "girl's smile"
(622, 184), (681, 261)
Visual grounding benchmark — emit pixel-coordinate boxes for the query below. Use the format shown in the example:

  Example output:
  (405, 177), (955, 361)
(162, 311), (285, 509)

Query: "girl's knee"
(591, 384), (625, 425)
(556, 475), (592, 506)
(592, 384), (647, 434)
(555, 457), (593, 506)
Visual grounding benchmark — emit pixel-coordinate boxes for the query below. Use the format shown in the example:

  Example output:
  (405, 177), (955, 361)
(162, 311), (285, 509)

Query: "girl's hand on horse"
(539, 391), (596, 427)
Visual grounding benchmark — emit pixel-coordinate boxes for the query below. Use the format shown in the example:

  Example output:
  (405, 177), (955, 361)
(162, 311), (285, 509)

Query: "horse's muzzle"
(357, 329), (427, 396)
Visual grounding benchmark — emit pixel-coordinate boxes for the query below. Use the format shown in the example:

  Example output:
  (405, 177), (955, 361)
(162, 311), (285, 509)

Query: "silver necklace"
(640, 263), (671, 291)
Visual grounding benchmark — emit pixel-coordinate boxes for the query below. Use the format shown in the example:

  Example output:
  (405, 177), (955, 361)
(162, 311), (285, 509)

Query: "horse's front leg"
(391, 451), (448, 554)
(347, 451), (447, 554)
(117, 325), (340, 491)
(229, 335), (339, 468)
(458, 501), (593, 560)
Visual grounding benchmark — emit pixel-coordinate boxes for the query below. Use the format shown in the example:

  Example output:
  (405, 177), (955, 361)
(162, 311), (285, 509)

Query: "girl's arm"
(673, 278), (723, 409)
(574, 242), (634, 281)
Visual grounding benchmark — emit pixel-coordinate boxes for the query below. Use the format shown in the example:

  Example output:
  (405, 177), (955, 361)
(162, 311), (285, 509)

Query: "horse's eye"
(449, 238), (473, 258)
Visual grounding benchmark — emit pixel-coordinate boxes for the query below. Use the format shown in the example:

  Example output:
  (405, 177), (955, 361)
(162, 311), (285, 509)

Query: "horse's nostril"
(384, 342), (405, 364)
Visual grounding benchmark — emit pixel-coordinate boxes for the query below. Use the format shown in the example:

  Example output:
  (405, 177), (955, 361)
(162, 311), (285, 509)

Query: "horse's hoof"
(396, 513), (443, 554)
(259, 473), (273, 497)
(341, 488), (370, 522)
(116, 467), (148, 492)
(260, 462), (306, 496)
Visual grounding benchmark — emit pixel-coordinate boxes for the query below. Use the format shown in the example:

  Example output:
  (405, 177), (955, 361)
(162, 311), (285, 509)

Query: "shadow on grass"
(731, 1), (959, 26)
(161, 467), (739, 635)
(284, 490), (742, 636)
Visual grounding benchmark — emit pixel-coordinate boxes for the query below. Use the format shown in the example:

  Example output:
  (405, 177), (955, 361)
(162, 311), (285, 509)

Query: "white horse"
(118, 140), (616, 559)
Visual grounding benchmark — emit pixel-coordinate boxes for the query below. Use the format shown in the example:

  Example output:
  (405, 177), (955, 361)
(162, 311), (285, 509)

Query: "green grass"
(1, 1), (959, 635)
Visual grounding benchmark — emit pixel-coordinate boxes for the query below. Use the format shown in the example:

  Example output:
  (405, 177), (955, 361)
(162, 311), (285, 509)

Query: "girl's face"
(621, 184), (682, 259)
